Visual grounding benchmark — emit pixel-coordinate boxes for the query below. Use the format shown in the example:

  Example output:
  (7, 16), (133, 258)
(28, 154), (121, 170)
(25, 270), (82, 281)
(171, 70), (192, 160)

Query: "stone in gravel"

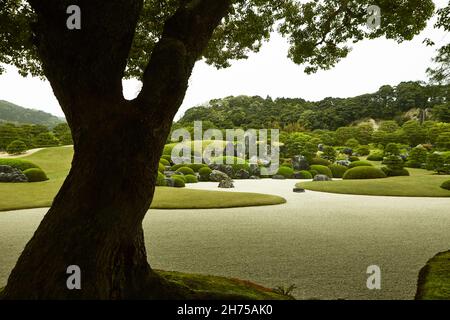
(218, 178), (234, 188)
(313, 174), (332, 182)
(209, 170), (230, 182)
(235, 169), (250, 179)
(272, 175), (286, 180)
(293, 188), (306, 193)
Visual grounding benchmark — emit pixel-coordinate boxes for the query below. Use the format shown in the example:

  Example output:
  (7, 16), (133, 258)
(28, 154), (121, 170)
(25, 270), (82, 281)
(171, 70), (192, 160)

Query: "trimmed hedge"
(309, 169), (318, 177)
(343, 166), (387, 180)
(277, 166), (294, 179)
(184, 174), (199, 184)
(296, 170), (312, 179)
(199, 167), (212, 181)
(175, 166), (195, 176)
(348, 156), (360, 162)
(212, 156), (250, 172)
(441, 180), (450, 191)
(381, 167), (410, 177)
(348, 160), (373, 169)
(188, 163), (209, 172)
(367, 152), (384, 161)
(158, 162), (165, 173)
(356, 145), (370, 156)
(309, 165), (333, 178)
(172, 174), (186, 182)
(160, 155), (172, 164)
(156, 171), (166, 186)
(173, 177), (186, 188)
(0, 159), (40, 171)
(23, 168), (48, 182)
(328, 164), (348, 178)
(6, 140), (27, 155)
(310, 157), (331, 166)
(159, 158), (170, 166)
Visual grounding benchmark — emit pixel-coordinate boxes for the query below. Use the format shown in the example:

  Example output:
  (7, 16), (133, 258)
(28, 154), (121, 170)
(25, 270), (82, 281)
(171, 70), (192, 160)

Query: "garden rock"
(0, 165), (28, 183)
(164, 178), (175, 187)
(336, 160), (351, 167)
(272, 174), (286, 180)
(164, 171), (178, 178)
(292, 155), (309, 171)
(248, 164), (261, 177)
(250, 175), (260, 179)
(218, 178), (234, 189)
(293, 188), (306, 193)
(313, 174), (332, 182)
(209, 170), (230, 182)
(235, 169), (250, 179)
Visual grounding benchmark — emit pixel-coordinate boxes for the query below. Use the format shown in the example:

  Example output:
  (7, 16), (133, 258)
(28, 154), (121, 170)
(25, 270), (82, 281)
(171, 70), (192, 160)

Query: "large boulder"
(235, 169), (250, 179)
(218, 178), (234, 189)
(336, 160), (351, 167)
(313, 174), (332, 182)
(164, 178), (175, 187)
(248, 163), (261, 177)
(0, 165), (28, 183)
(209, 170), (230, 182)
(292, 155), (309, 171)
(209, 164), (234, 178)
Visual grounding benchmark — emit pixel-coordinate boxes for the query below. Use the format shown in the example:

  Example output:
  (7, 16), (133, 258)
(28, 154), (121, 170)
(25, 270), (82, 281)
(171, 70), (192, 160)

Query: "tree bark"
(3, 0), (231, 299)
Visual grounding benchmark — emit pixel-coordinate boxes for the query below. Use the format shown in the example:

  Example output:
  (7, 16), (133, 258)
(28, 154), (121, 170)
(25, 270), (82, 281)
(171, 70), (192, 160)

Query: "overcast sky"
(0, 1), (448, 120)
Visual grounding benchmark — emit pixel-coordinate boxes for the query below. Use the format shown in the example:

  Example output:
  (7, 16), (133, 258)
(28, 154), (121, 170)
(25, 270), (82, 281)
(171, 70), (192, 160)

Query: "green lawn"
(416, 251), (450, 300)
(297, 174), (450, 197)
(0, 147), (285, 211)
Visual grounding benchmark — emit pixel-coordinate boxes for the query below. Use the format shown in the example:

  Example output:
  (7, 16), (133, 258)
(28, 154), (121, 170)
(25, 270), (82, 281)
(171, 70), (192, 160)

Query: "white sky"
(0, 1), (448, 120)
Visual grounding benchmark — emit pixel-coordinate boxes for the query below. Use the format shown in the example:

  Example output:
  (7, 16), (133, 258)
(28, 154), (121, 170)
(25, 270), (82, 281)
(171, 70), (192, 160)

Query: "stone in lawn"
(218, 178), (234, 189)
(0, 165), (28, 183)
(209, 170), (230, 182)
(313, 174), (332, 182)
(235, 169), (250, 179)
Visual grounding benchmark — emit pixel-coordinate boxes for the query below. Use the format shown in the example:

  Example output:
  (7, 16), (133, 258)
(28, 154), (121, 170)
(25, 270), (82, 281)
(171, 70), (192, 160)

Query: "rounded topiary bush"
(343, 166), (387, 180)
(310, 157), (331, 166)
(176, 166), (195, 176)
(158, 162), (165, 173)
(309, 165), (333, 178)
(329, 164), (348, 178)
(0, 159), (40, 171)
(381, 167), (410, 177)
(199, 167), (212, 181)
(297, 170), (312, 179)
(277, 166), (294, 178)
(348, 160), (373, 169)
(156, 171), (166, 186)
(159, 158), (170, 166)
(356, 145), (370, 156)
(188, 163), (208, 172)
(173, 176), (186, 188)
(367, 152), (384, 161)
(184, 174), (198, 183)
(441, 180), (450, 190)
(309, 169), (318, 177)
(172, 174), (186, 182)
(161, 154), (172, 164)
(23, 168), (48, 182)
(6, 140), (28, 155)
(348, 156), (360, 162)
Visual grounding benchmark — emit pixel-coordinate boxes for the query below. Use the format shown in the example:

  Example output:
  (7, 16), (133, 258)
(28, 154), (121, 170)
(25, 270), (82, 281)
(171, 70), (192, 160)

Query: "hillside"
(178, 82), (450, 130)
(0, 100), (64, 127)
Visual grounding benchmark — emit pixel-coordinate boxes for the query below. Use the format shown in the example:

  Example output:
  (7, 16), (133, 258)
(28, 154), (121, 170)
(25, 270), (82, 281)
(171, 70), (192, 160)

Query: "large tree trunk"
(3, 0), (230, 299)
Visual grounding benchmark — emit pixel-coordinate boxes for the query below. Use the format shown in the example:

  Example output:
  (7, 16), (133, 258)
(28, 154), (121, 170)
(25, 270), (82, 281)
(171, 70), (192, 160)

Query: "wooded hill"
(0, 100), (64, 127)
(178, 81), (450, 130)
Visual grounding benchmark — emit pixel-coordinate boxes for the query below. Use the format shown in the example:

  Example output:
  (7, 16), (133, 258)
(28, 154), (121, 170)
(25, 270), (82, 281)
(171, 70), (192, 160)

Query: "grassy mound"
(156, 270), (293, 300)
(0, 147), (286, 211)
(296, 175), (450, 197)
(416, 251), (450, 300)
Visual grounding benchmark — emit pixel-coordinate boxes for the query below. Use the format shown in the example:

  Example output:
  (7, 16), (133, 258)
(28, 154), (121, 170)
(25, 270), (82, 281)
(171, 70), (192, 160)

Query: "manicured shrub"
(156, 171), (166, 186)
(184, 174), (198, 183)
(441, 180), (450, 191)
(281, 161), (293, 169)
(23, 168), (48, 182)
(356, 145), (370, 156)
(309, 165), (333, 178)
(381, 167), (410, 177)
(158, 162), (165, 173)
(328, 164), (348, 178)
(199, 167), (212, 181)
(309, 169), (318, 177)
(0, 159), (40, 171)
(6, 140), (27, 155)
(310, 157), (331, 166)
(159, 158), (170, 166)
(161, 154), (173, 164)
(212, 156), (250, 172)
(384, 143), (400, 156)
(343, 167), (387, 180)
(426, 153), (445, 173)
(367, 152), (384, 161)
(406, 146), (427, 168)
(345, 138), (360, 149)
(348, 161), (373, 169)
(175, 166), (195, 176)
(277, 166), (294, 178)
(172, 176), (186, 188)
(188, 163), (209, 172)
(170, 163), (186, 171)
(348, 156), (360, 162)
(172, 174), (186, 182)
(321, 146), (337, 162)
(297, 170), (312, 179)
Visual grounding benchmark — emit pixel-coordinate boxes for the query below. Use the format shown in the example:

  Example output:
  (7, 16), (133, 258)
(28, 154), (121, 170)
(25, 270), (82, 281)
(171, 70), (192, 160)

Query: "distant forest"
(178, 81), (450, 131)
